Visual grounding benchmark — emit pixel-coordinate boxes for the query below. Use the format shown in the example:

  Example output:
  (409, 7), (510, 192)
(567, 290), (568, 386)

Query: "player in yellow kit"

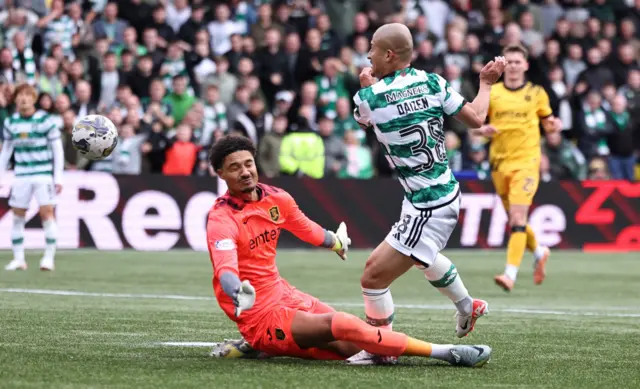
(477, 44), (562, 292)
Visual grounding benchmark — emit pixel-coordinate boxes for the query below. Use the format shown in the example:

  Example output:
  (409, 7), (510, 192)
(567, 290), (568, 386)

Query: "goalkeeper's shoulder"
(260, 183), (298, 211)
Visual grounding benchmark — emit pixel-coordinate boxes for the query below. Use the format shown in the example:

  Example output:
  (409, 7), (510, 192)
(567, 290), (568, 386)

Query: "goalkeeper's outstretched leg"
(213, 306), (492, 367)
(287, 310), (491, 367)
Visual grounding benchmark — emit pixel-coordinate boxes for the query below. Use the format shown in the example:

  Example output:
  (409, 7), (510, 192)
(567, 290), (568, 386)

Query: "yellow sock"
(506, 226), (527, 280)
(403, 337), (433, 357)
(525, 224), (538, 252)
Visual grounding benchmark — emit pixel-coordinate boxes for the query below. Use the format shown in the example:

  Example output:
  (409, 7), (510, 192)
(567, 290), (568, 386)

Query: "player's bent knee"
(11, 208), (27, 217)
(291, 311), (335, 349)
(39, 205), (55, 220)
(508, 206), (529, 226)
(361, 259), (390, 290)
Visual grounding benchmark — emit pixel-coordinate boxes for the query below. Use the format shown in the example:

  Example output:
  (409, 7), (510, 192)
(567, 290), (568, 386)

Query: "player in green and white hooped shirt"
(0, 84), (65, 272)
(347, 23), (505, 365)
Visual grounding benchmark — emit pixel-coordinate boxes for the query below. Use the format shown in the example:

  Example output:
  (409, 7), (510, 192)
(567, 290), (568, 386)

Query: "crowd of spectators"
(0, 0), (638, 181)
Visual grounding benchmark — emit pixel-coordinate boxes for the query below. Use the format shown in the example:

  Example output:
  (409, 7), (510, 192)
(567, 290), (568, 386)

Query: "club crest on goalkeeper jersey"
(353, 68), (466, 209)
(2, 110), (61, 179)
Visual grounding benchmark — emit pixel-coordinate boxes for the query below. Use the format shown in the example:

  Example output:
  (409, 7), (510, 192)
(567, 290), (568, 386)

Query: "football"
(71, 114), (119, 160)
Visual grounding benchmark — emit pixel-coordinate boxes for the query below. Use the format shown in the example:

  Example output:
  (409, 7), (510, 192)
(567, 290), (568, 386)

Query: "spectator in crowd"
(588, 157), (610, 180)
(563, 43), (587, 90)
(9, 32), (37, 86)
(150, 5), (175, 49)
(279, 115), (325, 179)
(575, 47), (615, 94)
(412, 39), (444, 75)
(166, 0), (191, 34)
(0, 7), (39, 52)
(60, 109), (89, 170)
(164, 74), (195, 125)
(258, 114), (287, 178)
(621, 69), (640, 133)
(162, 123), (199, 175)
(92, 2), (128, 49)
(208, 3), (243, 56)
(178, 4), (206, 48)
(542, 131), (588, 180)
(606, 94), (636, 181)
(445, 131), (463, 173)
(577, 90), (612, 160)
(256, 27), (288, 105)
(339, 129), (373, 179)
(467, 141), (490, 180)
(333, 97), (363, 143)
(0, 0), (637, 182)
(234, 94), (273, 145)
(318, 115), (346, 177)
(112, 123), (146, 175)
(315, 58), (349, 120)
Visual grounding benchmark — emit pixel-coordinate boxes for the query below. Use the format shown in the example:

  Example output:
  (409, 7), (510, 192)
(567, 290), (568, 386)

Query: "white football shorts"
(9, 177), (56, 209)
(385, 193), (460, 267)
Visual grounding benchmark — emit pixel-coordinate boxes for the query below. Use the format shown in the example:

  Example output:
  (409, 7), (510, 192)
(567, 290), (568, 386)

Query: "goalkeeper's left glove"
(328, 222), (351, 260)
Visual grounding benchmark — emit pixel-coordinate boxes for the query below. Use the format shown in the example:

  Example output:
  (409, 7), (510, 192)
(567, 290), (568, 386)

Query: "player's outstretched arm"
(280, 192), (352, 259)
(455, 57), (506, 128)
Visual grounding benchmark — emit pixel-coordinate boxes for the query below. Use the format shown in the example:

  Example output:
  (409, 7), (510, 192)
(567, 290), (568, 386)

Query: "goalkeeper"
(205, 135), (491, 366)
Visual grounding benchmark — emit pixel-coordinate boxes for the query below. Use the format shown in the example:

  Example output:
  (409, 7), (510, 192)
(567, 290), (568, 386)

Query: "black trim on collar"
(504, 80), (528, 91)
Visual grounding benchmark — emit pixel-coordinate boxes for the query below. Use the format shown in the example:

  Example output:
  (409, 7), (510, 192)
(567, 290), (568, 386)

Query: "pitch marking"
(158, 342), (216, 347)
(1, 288), (639, 318)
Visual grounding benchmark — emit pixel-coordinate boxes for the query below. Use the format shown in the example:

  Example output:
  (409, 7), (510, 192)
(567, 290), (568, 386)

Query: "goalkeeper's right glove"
(233, 280), (256, 317)
(329, 222), (351, 260)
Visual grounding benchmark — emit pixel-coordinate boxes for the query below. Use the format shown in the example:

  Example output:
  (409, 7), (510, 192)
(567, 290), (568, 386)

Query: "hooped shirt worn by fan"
(206, 184), (327, 342)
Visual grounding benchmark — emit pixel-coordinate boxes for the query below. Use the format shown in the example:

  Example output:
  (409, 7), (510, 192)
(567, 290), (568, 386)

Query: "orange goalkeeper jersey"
(206, 184), (326, 326)
(487, 81), (553, 171)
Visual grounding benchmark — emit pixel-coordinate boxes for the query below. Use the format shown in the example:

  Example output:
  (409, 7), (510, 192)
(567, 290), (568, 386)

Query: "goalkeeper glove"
(233, 280), (256, 317)
(329, 222), (351, 260)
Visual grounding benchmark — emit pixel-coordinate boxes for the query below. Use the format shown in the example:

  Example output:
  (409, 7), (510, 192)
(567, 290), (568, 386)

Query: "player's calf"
(39, 205), (57, 271)
(5, 208), (27, 271)
(497, 205), (530, 284)
(360, 242), (414, 330)
(326, 311), (492, 367)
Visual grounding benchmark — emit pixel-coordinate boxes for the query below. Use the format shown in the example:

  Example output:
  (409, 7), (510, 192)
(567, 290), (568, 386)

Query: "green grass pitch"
(1, 249), (639, 389)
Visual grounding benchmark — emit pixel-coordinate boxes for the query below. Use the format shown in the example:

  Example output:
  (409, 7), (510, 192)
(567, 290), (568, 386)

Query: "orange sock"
(403, 337), (433, 357)
(331, 312), (408, 357)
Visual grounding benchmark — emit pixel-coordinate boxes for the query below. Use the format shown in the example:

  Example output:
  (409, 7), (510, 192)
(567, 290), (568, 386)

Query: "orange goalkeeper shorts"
(241, 288), (343, 360)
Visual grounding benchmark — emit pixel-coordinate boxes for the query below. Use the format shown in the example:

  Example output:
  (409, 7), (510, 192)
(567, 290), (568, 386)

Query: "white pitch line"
(1, 288), (639, 318)
(0, 288), (213, 301)
(158, 342), (216, 347)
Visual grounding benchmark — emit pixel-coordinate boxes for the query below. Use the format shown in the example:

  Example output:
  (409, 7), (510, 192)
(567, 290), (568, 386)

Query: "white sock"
(43, 218), (57, 260)
(11, 214), (26, 262)
(505, 264), (518, 281)
(533, 245), (546, 261)
(362, 287), (394, 330)
(422, 253), (472, 315)
(429, 344), (454, 362)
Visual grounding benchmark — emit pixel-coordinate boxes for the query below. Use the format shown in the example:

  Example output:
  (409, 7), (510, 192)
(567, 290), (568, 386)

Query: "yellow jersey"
(487, 81), (553, 171)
